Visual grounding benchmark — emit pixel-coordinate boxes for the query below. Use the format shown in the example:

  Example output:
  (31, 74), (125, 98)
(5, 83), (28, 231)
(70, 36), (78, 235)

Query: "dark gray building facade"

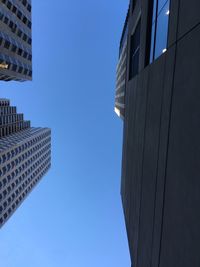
(0, 99), (51, 227)
(116, 1), (200, 267)
(0, 0), (32, 81)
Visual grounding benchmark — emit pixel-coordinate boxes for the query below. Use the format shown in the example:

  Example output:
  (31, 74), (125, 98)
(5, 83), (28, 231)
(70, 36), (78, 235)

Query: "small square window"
(0, 12), (4, 20)
(23, 34), (27, 41)
(27, 21), (31, 29)
(17, 11), (22, 19)
(17, 30), (22, 38)
(18, 48), (23, 56)
(28, 38), (32, 45)
(12, 64), (17, 71)
(4, 40), (10, 49)
(11, 44), (17, 52)
(7, 1), (12, 9)
(4, 16), (9, 24)
(18, 66), (23, 73)
(12, 5), (17, 13)
(27, 4), (31, 12)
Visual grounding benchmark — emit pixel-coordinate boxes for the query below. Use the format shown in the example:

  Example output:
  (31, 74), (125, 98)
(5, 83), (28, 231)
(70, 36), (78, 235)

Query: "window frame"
(129, 14), (141, 80)
(148, 0), (171, 64)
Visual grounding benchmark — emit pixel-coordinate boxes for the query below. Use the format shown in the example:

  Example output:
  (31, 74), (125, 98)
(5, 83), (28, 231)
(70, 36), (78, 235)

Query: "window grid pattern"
(0, 7), (31, 46)
(0, 99), (10, 106)
(0, 127), (45, 152)
(0, 52), (32, 77)
(0, 98), (31, 138)
(18, 0), (31, 13)
(0, 31), (32, 59)
(0, 99), (51, 227)
(0, 132), (51, 227)
(1, 0), (31, 28)
(0, 0), (32, 81)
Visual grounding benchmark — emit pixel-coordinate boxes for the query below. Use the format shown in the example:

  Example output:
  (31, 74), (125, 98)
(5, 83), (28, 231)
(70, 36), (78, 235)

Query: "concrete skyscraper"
(0, 0), (32, 81)
(0, 99), (51, 227)
(116, 1), (200, 267)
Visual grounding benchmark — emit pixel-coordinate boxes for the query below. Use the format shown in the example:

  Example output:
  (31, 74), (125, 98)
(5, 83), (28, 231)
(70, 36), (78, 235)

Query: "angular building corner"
(0, 0), (32, 81)
(0, 99), (51, 228)
(115, 7), (129, 120)
(116, 1), (200, 267)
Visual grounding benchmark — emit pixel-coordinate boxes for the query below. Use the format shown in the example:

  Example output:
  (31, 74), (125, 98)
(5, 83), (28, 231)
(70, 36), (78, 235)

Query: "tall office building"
(116, 1), (200, 267)
(0, 0), (32, 81)
(0, 99), (51, 227)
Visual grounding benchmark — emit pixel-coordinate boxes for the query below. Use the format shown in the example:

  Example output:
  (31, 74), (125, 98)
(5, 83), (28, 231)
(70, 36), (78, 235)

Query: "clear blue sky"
(0, 1), (130, 266)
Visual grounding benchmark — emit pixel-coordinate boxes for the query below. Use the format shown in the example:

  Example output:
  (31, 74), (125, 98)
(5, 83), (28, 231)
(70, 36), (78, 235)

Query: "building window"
(4, 40), (10, 49)
(149, 0), (170, 63)
(119, 7), (129, 57)
(27, 4), (31, 12)
(129, 19), (141, 79)
(119, 25), (128, 57)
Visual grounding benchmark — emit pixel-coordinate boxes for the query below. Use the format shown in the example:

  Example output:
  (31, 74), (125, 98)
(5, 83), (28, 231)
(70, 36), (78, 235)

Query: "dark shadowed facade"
(0, 99), (51, 227)
(116, 1), (200, 266)
(0, 0), (32, 81)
